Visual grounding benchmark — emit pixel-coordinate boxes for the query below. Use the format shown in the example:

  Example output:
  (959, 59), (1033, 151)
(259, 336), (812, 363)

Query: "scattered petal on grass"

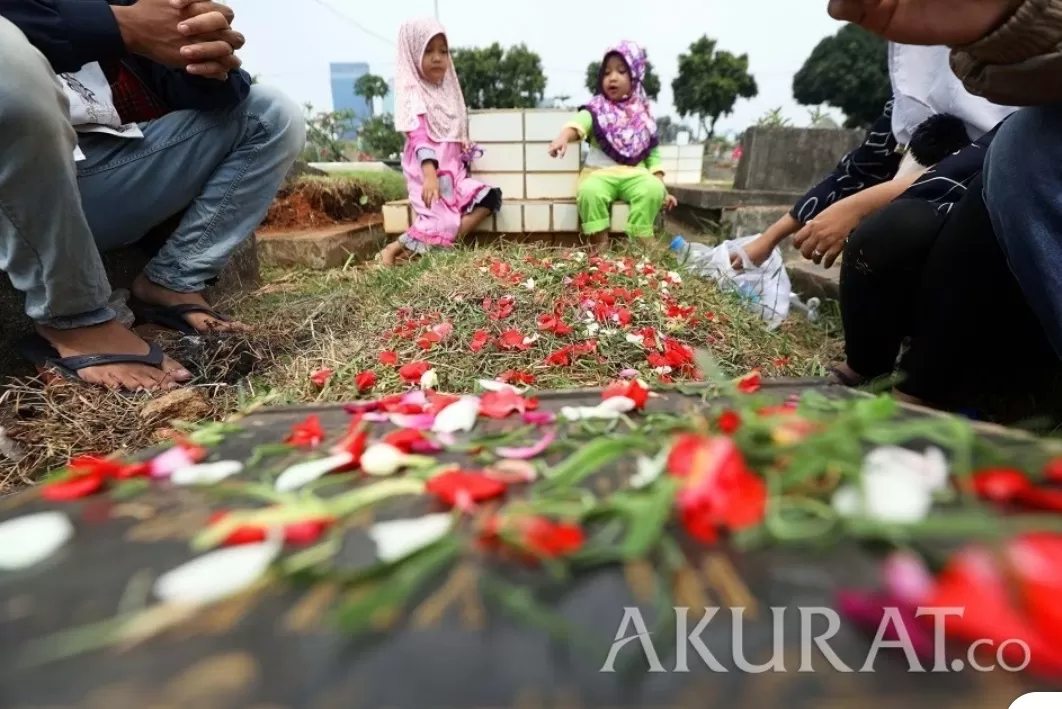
(495, 430), (556, 459)
(619, 368), (639, 378)
(310, 368), (334, 389)
(154, 537), (281, 605)
(419, 369), (439, 390)
(171, 461), (244, 487)
(274, 453), (354, 493)
(478, 379), (520, 393)
(369, 513), (453, 564)
(485, 459), (538, 483)
(354, 371), (377, 392)
(0, 512), (74, 570)
(433, 397), (481, 434)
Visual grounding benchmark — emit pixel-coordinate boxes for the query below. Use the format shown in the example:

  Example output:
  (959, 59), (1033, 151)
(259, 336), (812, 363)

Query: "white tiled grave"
(383, 109), (706, 235)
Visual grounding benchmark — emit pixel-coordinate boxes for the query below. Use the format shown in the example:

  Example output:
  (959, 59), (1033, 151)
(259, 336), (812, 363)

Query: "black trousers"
(840, 175), (1062, 422)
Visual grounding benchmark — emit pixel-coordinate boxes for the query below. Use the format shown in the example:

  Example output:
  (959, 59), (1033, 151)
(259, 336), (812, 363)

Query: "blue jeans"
(983, 105), (1062, 358)
(0, 17), (305, 330)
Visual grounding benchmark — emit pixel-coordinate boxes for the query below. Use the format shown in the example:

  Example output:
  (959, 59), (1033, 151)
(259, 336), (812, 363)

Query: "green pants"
(576, 168), (666, 238)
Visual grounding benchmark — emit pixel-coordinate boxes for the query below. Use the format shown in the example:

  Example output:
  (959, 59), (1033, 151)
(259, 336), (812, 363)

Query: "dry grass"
(0, 241), (842, 491)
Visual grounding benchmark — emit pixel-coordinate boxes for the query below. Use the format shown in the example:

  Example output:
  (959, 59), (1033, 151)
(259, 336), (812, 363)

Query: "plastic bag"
(694, 234), (792, 330)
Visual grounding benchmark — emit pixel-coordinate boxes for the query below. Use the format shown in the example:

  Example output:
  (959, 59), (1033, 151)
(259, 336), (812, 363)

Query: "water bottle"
(669, 235), (717, 276)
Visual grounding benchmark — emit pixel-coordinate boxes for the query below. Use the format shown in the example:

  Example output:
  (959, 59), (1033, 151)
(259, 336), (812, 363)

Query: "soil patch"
(261, 176), (387, 232)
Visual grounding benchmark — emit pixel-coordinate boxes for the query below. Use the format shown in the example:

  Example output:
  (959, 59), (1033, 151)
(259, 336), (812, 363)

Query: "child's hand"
(422, 174), (440, 208)
(548, 138), (567, 159)
(664, 194), (678, 211)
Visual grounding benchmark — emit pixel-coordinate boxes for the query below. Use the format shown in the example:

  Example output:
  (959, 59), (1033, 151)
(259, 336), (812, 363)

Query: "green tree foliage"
(354, 74), (391, 114)
(451, 43), (547, 109)
(792, 24), (890, 129)
(359, 114), (405, 159)
(584, 55), (662, 101)
(671, 36), (758, 139)
(303, 103), (356, 162)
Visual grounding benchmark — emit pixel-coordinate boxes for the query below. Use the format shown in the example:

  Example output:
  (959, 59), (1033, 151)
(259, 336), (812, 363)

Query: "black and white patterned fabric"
(789, 100), (902, 224)
(899, 124), (999, 215)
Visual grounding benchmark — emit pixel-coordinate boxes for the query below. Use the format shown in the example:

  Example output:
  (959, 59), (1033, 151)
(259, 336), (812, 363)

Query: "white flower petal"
(369, 513), (453, 564)
(0, 512), (74, 570)
(154, 538), (281, 605)
(478, 379), (518, 393)
(631, 449), (668, 489)
(862, 446), (950, 492)
(833, 469), (934, 525)
(274, 452), (353, 493)
(360, 443), (408, 476)
(626, 334), (645, 346)
(599, 396), (636, 413)
(419, 369), (439, 390)
(523, 278), (536, 291)
(561, 405), (622, 422)
(170, 460), (244, 487)
(433, 396), (481, 434)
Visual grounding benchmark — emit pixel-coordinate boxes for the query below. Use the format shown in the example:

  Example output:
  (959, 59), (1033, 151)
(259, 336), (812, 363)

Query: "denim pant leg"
(983, 105), (1062, 358)
(0, 18), (114, 329)
(77, 84), (305, 293)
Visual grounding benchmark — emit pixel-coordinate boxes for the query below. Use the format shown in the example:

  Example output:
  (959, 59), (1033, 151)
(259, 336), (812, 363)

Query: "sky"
(230, 0), (848, 137)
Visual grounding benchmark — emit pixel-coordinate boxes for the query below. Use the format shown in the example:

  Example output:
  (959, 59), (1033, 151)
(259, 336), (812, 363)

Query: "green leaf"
(334, 538), (460, 632)
(326, 478), (427, 517)
(541, 436), (651, 489)
(609, 479), (680, 559)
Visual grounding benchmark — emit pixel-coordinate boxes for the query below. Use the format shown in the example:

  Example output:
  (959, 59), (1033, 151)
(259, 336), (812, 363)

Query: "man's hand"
(112, 0), (244, 81)
(792, 201), (862, 269)
(826, 0), (1022, 46)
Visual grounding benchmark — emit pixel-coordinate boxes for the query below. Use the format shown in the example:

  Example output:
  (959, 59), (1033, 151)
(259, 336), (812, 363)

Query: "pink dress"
(401, 115), (493, 251)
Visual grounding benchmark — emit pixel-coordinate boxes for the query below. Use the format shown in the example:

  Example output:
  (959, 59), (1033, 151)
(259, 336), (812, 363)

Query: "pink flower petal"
(361, 412), (390, 423)
(150, 446), (197, 479)
(619, 368), (639, 378)
(882, 551), (935, 607)
(388, 413), (436, 430)
(434, 432), (457, 446)
(401, 390), (428, 408)
(485, 459), (537, 484)
(410, 437), (444, 454)
(345, 401), (382, 414)
(495, 430), (556, 460)
(522, 411), (556, 426)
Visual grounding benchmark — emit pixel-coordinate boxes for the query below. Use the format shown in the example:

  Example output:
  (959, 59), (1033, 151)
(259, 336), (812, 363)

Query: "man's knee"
(242, 84), (306, 160)
(985, 106), (1062, 207)
(0, 20), (69, 141)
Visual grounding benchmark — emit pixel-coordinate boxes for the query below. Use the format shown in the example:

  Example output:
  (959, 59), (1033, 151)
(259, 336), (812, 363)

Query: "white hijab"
(888, 43), (1017, 145)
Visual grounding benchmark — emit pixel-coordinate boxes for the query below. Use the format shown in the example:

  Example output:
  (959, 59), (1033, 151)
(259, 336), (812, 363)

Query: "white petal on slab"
(154, 539), (281, 606)
(862, 446), (950, 492)
(369, 513), (453, 564)
(170, 460), (244, 487)
(832, 469), (934, 525)
(360, 443), (407, 476)
(631, 448), (669, 490)
(599, 396), (636, 413)
(560, 405), (622, 422)
(274, 452), (354, 493)
(478, 380), (519, 393)
(0, 512), (74, 570)
(433, 396), (481, 434)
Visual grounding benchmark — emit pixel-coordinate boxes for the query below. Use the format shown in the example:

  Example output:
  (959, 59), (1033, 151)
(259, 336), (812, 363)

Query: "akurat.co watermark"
(599, 606), (1031, 674)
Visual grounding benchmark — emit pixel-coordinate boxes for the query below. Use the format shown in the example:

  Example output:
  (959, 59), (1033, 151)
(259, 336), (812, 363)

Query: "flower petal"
(478, 379), (520, 393)
(369, 513), (453, 564)
(495, 430), (556, 460)
(433, 396), (481, 434)
(419, 369), (439, 390)
(631, 448), (669, 489)
(560, 405), (621, 421)
(171, 461), (244, 487)
(149, 446), (198, 479)
(154, 538), (281, 605)
(274, 453), (355, 493)
(0, 512), (74, 570)
(388, 413), (437, 431)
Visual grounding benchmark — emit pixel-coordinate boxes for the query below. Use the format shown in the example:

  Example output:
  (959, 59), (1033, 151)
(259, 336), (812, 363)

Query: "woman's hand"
(422, 173), (440, 209)
(548, 137), (568, 158)
(730, 233), (777, 270)
(792, 201), (861, 269)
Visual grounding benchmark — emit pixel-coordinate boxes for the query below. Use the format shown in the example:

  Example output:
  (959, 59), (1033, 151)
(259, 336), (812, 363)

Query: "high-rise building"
(330, 62), (372, 139)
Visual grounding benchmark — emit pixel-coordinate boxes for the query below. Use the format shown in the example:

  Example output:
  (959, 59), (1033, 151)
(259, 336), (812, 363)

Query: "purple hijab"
(581, 41), (659, 166)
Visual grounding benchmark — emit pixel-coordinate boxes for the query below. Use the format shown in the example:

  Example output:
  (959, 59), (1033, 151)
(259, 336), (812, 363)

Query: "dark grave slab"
(0, 382), (1054, 708)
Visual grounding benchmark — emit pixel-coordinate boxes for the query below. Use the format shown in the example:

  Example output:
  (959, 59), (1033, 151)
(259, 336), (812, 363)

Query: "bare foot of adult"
(37, 321), (192, 392)
(132, 274), (250, 334)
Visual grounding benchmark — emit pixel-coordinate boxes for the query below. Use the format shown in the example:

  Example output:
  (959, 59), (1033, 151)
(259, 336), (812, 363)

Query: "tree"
(756, 107), (792, 128)
(655, 115), (694, 144)
(792, 24), (890, 129)
(354, 74), (390, 115)
(671, 36), (758, 139)
(584, 56), (661, 101)
(451, 43), (547, 109)
(359, 114), (404, 160)
(303, 103), (356, 162)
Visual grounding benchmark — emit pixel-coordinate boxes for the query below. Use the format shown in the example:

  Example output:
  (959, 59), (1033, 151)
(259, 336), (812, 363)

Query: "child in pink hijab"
(378, 18), (502, 266)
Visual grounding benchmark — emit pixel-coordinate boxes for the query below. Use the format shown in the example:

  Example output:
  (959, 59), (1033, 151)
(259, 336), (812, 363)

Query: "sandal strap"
(52, 343), (165, 372)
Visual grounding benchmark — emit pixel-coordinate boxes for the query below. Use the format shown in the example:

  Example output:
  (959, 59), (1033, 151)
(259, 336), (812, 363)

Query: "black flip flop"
(826, 366), (866, 388)
(131, 301), (233, 336)
(18, 335), (168, 388)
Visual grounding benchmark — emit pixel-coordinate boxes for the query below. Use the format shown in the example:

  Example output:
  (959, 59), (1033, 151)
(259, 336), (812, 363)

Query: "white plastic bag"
(698, 234), (792, 330)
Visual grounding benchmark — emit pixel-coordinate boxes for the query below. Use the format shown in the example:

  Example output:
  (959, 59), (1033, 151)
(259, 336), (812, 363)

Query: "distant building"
(330, 62), (372, 139)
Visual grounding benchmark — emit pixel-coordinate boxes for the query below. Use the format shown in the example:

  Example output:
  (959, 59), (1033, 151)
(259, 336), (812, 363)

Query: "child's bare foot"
(132, 274), (250, 334)
(37, 321), (191, 392)
(379, 240), (407, 267)
(589, 232), (610, 255)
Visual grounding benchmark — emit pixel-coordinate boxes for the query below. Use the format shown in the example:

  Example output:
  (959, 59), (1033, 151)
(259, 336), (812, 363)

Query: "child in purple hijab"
(548, 41), (676, 253)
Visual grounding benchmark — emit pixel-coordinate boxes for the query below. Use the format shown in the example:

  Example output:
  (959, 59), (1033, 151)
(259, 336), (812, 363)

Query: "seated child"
(548, 41), (676, 253)
(378, 18), (502, 266)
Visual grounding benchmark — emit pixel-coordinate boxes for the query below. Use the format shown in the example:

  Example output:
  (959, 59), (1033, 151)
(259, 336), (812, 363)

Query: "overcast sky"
(231, 0), (847, 136)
